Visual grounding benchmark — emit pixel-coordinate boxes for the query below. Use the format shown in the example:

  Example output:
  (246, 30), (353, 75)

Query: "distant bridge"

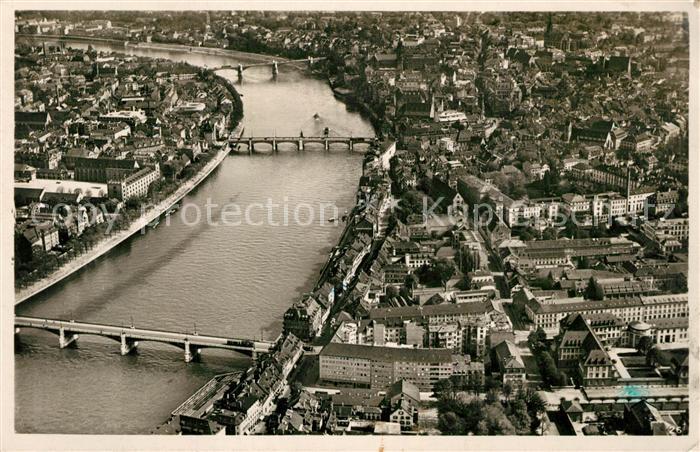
(214, 56), (327, 78)
(14, 316), (275, 361)
(229, 134), (376, 153)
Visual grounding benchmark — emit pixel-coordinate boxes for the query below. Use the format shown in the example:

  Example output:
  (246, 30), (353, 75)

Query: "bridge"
(229, 135), (376, 153)
(14, 316), (276, 362)
(214, 56), (327, 79)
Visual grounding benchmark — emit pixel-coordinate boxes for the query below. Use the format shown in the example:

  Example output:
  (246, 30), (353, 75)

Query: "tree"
(397, 189), (425, 221)
(636, 335), (653, 355)
(478, 404), (517, 435)
(519, 228), (536, 241)
(434, 377), (456, 400)
(557, 370), (569, 387)
(485, 388), (500, 405)
(507, 398), (532, 434)
(502, 382), (514, 404)
(438, 411), (465, 435)
(542, 227), (558, 241)
(528, 327), (547, 351)
(434, 258), (456, 290)
(521, 388), (546, 418)
(585, 277), (603, 300)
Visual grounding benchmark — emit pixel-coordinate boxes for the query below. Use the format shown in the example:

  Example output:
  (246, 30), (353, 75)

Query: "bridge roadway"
(214, 56), (327, 78)
(14, 316), (275, 362)
(229, 135), (376, 153)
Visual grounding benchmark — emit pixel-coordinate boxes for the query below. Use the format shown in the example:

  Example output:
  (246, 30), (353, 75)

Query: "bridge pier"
(120, 332), (138, 355)
(184, 340), (200, 363)
(237, 64), (243, 80)
(324, 139), (329, 152)
(272, 138), (278, 153)
(349, 140), (354, 152)
(272, 60), (278, 78)
(298, 139), (304, 151)
(248, 138), (253, 155)
(58, 327), (78, 348)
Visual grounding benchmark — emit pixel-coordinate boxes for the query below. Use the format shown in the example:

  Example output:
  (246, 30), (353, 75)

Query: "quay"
(230, 135), (375, 153)
(14, 316), (274, 361)
(14, 124), (245, 306)
(152, 372), (241, 434)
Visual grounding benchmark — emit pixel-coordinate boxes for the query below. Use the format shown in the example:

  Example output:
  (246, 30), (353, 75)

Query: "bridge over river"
(230, 134), (376, 153)
(15, 316), (276, 362)
(213, 56), (327, 78)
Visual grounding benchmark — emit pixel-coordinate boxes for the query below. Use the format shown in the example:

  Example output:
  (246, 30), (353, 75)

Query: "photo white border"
(1, 1), (698, 450)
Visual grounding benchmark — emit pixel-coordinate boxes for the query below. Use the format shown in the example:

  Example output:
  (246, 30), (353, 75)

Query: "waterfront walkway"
(14, 125), (243, 305)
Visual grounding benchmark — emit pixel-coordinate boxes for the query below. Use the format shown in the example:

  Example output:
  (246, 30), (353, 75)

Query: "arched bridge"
(214, 56), (327, 78)
(230, 135), (376, 153)
(14, 316), (275, 362)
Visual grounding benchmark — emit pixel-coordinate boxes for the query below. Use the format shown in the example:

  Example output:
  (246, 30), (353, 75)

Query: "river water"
(14, 43), (374, 434)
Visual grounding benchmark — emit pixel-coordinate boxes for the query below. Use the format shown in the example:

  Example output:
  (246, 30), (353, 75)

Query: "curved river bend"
(15, 42), (374, 434)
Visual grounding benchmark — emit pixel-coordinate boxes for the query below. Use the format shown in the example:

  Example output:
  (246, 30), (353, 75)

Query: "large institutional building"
(319, 343), (453, 391)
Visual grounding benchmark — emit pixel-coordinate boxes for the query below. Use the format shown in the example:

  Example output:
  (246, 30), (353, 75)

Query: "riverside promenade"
(14, 124), (244, 306)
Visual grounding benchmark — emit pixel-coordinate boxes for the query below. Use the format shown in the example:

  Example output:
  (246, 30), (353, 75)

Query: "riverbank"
(14, 124), (244, 306)
(127, 41), (298, 66)
(16, 33), (300, 67)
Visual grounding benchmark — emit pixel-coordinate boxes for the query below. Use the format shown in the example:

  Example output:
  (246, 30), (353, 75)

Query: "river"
(14, 42), (374, 434)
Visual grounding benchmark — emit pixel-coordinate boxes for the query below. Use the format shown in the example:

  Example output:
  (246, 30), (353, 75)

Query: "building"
(319, 342), (454, 391)
(642, 218), (689, 253)
(504, 237), (640, 271)
(556, 314), (619, 387)
(451, 354), (485, 387)
(107, 165), (160, 201)
(14, 163), (37, 182)
(15, 111), (51, 130)
(525, 293), (688, 334)
(74, 157), (139, 183)
(18, 221), (60, 253)
(385, 380), (421, 430)
(624, 401), (679, 435)
(492, 340), (526, 385)
(283, 296), (326, 341)
(368, 300), (493, 325)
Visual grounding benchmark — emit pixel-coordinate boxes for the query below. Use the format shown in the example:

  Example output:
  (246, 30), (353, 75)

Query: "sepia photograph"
(1, 1), (698, 450)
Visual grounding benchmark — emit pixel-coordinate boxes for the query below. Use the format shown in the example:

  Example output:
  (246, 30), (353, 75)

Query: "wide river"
(14, 42), (374, 434)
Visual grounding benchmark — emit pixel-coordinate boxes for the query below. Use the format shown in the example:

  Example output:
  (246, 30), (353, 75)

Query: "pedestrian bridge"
(230, 135), (376, 153)
(14, 316), (275, 362)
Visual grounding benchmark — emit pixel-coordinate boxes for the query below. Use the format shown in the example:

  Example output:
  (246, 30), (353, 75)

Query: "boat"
(328, 217), (337, 223)
(148, 218), (160, 229)
(165, 204), (179, 216)
(313, 113), (320, 120)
